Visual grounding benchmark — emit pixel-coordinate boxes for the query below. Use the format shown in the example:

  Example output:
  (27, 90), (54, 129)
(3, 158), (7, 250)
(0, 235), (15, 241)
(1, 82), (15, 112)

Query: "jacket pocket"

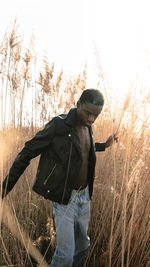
(44, 163), (57, 185)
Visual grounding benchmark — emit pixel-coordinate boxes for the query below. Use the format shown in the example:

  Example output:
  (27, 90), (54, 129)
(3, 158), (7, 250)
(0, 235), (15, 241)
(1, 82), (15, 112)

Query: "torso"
(73, 126), (91, 189)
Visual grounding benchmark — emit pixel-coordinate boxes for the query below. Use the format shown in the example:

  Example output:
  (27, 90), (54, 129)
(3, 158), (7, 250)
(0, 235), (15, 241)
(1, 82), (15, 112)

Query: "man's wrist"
(105, 141), (108, 148)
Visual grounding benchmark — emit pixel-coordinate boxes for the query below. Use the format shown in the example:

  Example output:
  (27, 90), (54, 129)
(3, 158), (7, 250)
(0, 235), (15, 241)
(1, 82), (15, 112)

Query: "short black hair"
(79, 89), (104, 106)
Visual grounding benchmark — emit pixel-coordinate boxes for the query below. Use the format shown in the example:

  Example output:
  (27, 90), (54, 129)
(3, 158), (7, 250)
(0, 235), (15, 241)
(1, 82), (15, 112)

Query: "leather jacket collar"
(64, 108), (77, 127)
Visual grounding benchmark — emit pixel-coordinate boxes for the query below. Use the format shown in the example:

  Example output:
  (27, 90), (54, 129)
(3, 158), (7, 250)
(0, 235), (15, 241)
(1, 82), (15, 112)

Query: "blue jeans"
(50, 186), (90, 267)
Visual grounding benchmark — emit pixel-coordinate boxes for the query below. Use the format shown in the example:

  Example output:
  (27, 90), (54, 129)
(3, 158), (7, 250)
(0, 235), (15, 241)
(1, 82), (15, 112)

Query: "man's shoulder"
(55, 113), (67, 120)
(45, 108), (76, 130)
(53, 108), (76, 124)
(45, 113), (67, 125)
(52, 113), (67, 128)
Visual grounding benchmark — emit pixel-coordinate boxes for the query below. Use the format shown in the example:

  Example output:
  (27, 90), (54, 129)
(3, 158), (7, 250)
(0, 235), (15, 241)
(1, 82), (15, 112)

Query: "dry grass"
(0, 111), (149, 266)
(87, 115), (150, 267)
(0, 22), (150, 266)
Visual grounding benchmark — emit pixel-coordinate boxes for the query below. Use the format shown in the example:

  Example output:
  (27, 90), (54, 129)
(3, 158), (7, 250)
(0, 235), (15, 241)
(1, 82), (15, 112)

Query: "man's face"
(77, 101), (103, 127)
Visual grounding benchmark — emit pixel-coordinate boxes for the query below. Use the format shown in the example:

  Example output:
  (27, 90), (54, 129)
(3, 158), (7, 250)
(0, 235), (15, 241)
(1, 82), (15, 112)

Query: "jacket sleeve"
(95, 142), (106, 152)
(2, 119), (56, 198)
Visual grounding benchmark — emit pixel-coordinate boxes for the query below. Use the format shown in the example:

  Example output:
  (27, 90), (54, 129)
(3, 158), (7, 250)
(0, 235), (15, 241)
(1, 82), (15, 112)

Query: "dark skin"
(74, 101), (118, 189)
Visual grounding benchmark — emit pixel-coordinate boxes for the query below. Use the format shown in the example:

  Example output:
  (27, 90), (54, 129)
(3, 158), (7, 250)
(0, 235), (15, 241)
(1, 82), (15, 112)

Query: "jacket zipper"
(61, 140), (73, 203)
(44, 163), (57, 185)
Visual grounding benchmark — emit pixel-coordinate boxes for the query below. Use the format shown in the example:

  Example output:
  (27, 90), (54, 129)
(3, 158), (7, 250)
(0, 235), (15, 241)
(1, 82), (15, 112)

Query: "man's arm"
(95, 142), (106, 151)
(95, 134), (118, 152)
(1, 119), (56, 198)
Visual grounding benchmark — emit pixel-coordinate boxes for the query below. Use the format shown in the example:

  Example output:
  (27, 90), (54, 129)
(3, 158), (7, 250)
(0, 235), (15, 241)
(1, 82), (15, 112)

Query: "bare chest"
(76, 126), (91, 153)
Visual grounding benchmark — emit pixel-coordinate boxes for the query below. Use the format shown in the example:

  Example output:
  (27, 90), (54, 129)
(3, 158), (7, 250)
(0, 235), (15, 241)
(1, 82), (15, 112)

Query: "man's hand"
(105, 134), (118, 148)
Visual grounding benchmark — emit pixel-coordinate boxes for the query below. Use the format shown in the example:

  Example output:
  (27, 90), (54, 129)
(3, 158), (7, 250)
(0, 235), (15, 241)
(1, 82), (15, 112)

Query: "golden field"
(0, 21), (149, 267)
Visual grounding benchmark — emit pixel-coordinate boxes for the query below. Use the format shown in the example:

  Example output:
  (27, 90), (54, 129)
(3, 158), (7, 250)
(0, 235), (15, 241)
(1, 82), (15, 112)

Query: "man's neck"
(76, 121), (86, 130)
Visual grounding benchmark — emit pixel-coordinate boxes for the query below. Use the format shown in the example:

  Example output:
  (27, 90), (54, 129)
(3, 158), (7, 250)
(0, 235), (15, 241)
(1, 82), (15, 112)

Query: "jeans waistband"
(72, 185), (88, 196)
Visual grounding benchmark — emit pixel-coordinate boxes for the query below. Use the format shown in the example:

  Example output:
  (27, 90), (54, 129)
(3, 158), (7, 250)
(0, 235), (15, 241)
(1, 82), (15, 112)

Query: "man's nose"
(88, 114), (95, 123)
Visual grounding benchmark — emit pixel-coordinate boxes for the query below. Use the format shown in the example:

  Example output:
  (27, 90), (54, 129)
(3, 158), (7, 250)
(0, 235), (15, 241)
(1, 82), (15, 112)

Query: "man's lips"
(85, 122), (93, 126)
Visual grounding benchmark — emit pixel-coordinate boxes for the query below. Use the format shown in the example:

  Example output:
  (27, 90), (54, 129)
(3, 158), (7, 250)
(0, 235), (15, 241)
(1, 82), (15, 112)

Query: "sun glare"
(0, 0), (150, 93)
(0, 0), (150, 126)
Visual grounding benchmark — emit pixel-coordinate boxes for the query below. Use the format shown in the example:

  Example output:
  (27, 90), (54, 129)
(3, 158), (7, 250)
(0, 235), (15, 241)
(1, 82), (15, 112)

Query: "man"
(1, 89), (118, 266)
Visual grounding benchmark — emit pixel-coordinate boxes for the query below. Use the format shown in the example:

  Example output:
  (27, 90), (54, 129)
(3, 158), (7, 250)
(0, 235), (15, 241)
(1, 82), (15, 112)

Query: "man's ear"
(77, 100), (81, 108)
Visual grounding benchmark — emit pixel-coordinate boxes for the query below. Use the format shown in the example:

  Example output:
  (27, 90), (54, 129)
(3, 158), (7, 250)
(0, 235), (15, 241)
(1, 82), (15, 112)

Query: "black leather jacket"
(2, 108), (105, 204)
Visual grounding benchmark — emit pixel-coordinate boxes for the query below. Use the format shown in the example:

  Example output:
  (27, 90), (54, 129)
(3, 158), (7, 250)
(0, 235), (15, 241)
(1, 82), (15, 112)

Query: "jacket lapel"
(64, 108), (82, 156)
(64, 108), (95, 157)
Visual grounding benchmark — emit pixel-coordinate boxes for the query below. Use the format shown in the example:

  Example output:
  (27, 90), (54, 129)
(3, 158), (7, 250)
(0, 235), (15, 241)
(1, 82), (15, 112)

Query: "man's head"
(77, 89), (104, 127)
(79, 89), (104, 106)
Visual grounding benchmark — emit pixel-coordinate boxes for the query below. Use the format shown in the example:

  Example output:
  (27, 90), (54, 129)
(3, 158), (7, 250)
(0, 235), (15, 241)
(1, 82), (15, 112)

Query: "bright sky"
(1, 0), (150, 96)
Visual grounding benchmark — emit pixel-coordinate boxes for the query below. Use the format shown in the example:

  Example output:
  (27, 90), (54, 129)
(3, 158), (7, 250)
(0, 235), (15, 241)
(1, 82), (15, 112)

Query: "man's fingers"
(113, 134), (118, 142)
